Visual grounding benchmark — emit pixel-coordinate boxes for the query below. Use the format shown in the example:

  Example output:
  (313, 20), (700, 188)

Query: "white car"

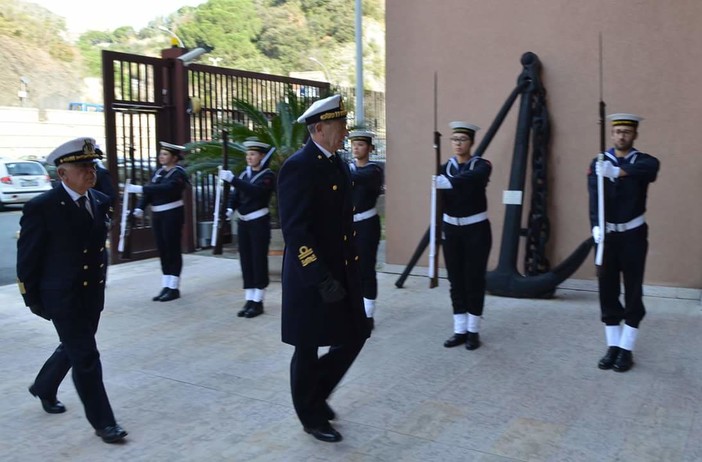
(0, 159), (53, 210)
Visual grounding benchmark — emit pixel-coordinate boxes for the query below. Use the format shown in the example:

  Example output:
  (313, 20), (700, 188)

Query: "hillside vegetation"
(0, 0), (385, 108)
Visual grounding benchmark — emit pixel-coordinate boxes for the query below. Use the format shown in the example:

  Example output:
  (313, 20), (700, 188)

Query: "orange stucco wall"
(385, 0), (702, 289)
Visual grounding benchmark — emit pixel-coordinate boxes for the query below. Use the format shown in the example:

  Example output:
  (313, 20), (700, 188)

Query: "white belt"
(353, 207), (378, 222)
(443, 211), (488, 227)
(239, 207), (269, 222)
(151, 200), (183, 213)
(606, 214), (645, 233)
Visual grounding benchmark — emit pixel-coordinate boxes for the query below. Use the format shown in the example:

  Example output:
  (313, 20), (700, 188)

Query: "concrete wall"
(385, 0), (702, 289)
(0, 107), (105, 160)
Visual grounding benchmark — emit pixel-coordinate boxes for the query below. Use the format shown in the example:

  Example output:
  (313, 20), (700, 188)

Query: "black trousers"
(238, 216), (271, 289)
(33, 310), (115, 430)
(598, 224), (648, 328)
(442, 220), (492, 316)
(152, 207), (184, 276)
(290, 339), (366, 428)
(353, 215), (381, 300)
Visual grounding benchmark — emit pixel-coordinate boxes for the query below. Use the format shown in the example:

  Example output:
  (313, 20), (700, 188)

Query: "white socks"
(253, 288), (265, 303)
(162, 275), (169, 288)
(605, 325), (622, 347)
(619, 325), (639, 351)
(453, 314), (467, 334)
(467, 314), (481, 334)
(364, 298), (376, 318)
(245, 288), (255, 302)
(165, 275), (179, 289)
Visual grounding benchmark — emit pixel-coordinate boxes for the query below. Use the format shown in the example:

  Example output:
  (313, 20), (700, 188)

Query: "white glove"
(595, 160), (620, 180)
(219, 169), (234, 183)
(133, 208), (144, 219)
(435, 175), (453, 190)
(225, 208), (234, 219)
(592, 226), (602, 244)
(126, 184), (143, 194)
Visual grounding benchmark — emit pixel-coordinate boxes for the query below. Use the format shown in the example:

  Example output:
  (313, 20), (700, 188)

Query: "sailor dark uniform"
(349, 161), (383, 306)
(441, 155), (492, 324)
(278, 139), (370, 432)
(588, 148), (659, 329)
(137, 165), (189, 289)
(227, 167), (276, 295)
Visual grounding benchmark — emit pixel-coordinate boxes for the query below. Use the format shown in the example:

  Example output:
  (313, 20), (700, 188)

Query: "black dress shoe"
(304, 422), (342, 443)
(238, 301), (253, 317)
(245, 301), (263, 318)
(465, 332), (481, 350)
(152, 287), (168, 301)
(159, 289), (180, 302)
(613, 349), (634, 372)
(28, 386), (65, 414)
(95, 424), (128, 443)
(597, 346), (621, 370)
(443, 333), (467, 348)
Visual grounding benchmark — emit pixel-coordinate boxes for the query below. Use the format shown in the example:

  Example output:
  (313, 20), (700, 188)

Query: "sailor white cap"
(296, 94), (347, 125)
(243, 139), (271, 153)
(348, 130), (374, 143)
(47, 137), (103, 166)
(159, 141), (187, 159)
(449, 121), (481, 138)
(607, 113), (643, 128)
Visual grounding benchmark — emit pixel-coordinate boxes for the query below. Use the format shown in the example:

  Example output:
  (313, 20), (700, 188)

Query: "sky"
(28, 0), (206, 34)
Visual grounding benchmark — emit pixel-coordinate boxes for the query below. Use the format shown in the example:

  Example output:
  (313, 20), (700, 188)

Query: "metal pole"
(355, 0), (364, 126)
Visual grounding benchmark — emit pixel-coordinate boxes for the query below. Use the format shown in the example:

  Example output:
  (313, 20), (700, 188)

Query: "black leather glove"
(28, 304), (50, 321)
(317, 275), (346, 303)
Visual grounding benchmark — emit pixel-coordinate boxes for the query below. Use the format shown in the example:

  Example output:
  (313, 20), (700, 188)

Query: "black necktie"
(77, 196), (93, 221)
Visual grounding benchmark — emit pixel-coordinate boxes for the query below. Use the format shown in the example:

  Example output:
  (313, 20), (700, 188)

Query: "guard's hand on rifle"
(595, 160), (620, 180)
(435, 174), (453, 190)
(592, 226), (602, 244)
(226, 208), (234, 219)
(133, 208), (144, 219)
(318, 274), (346, 303)
(126, 184), (143, 194)
(219, 169), (234, 183)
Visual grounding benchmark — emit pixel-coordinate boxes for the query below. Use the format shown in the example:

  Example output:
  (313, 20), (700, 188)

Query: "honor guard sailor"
(435, 121), (492, 351)
(17, 137), (128, 443)
(219, 139), (276, 318)
(126, 142), (189, 302)
(278, 94), (370, 443)
(588, 113), (660, 372)
(348, 130), (384, 329)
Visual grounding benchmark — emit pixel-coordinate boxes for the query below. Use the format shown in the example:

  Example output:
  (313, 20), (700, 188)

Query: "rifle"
(428, 72), (442, 288)
(595, 33), (606, 271)
(212, 130), (230, 255)
(117, 178), (134, 259)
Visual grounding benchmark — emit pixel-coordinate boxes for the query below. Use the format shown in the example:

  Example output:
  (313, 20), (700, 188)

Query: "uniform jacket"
(227, 167), (276, 215)
(441, 155), (492, 217)
(16, 186), (111, 319)
(588, 149), (660, 228)
(349, 161), (384, 213)
(278, 140), (370, 347)
(137, 165), (188, 209)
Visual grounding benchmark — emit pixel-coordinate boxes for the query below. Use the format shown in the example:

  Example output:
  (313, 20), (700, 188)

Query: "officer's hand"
(435, 175), (453, 190)
(595, 160), (620, 180)
(126, 184), (143, 194)
(28, 304), (50, 321)
(219, 169), (234, 183)
(318, 275), (346, 303)
(592, 226), (602, 244)
(225, 208), (234, 219)
(132, 208), (144, 219)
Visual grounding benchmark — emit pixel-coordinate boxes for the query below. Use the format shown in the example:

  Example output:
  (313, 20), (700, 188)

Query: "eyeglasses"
(450, 137), (471, 144)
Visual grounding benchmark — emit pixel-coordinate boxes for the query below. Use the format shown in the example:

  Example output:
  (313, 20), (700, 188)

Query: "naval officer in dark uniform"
(127, 142), (189, 302)
(588, 113), (660, 372)
(278, 95), (370, 443)
(17, 137), (128, 443)
(347, 130), (384, 329)
(219, 139), (276, 318)
(436, 121), (492, 351)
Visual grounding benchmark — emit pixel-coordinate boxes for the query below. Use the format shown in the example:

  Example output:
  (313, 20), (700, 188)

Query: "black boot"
(597, 346), (621, 370)
(152, 287), (168, 301)
(238, 301), (253, 317)
(443, 333), (467, 348)
(245, 301), (263, 318)
(465, 332), (481, 350)
(159, 288), (180, 302)
(613, 349), (634, 372)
